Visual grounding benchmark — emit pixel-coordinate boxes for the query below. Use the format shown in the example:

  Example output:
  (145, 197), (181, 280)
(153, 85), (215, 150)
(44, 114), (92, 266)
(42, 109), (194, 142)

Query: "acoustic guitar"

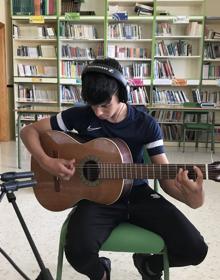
(31, 130), (220, 212)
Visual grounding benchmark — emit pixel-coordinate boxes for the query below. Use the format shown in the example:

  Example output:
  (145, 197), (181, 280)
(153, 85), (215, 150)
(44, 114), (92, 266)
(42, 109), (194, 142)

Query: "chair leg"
(183, 129), (186, 152)
(195, 131), (199, 150)
(154, 179), (159, 192)
(163, 247), (170, 280)
(212, 129), (215, 153)
(56, 238), (65, 280)
(205, 131), (209, 150)
(56, 208), (76, 280)
(178, 129), (182, 149)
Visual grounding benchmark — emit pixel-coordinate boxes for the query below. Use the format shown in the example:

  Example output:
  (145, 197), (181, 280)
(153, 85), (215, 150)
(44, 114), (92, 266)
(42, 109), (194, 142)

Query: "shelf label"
(75, 78), (81, 84)
(172, 79), (187, 86)
(29, 16), (45, 24)
(128, 78), (144, 86)
(65, 12), (80, 20)
(154, 79), (172, 85)
(112, 12), (128, 21)
(173, 16), (189, 24)
(31, 77), (42, 83)
(217, 79), (220, 86)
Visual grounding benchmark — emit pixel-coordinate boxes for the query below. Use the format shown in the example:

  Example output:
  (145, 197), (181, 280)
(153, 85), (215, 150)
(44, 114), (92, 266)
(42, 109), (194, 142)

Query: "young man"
(20, 58), (208, 280)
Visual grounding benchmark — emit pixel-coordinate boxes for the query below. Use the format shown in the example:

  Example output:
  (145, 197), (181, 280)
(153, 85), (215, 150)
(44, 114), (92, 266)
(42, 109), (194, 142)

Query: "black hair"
(81, 58), (128, 105)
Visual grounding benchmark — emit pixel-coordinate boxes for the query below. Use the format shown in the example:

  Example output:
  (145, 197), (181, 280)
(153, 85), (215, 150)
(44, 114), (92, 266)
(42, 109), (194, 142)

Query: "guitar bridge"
(52, 150), (61, 192)
(54, 176), (61, 192)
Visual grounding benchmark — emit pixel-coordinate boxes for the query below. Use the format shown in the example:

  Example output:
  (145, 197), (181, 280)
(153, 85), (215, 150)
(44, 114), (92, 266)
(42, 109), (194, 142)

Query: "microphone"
(0, 179), (37, 193)
(0, 171), (34, 182)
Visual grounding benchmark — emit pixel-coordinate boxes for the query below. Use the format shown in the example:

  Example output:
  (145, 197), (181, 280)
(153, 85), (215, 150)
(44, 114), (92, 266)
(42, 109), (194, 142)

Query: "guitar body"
(31, 130), (133, 211)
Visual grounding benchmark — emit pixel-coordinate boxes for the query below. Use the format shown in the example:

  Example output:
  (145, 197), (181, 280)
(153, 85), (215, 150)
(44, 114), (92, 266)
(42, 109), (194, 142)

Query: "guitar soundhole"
(83, 160), (99, 182)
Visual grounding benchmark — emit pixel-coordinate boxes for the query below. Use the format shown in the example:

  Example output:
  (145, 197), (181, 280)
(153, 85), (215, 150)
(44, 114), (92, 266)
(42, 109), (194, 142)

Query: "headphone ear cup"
(120, 85), (129, 102)
(126, 83), (130, 95)
(121, 82), (130, 102)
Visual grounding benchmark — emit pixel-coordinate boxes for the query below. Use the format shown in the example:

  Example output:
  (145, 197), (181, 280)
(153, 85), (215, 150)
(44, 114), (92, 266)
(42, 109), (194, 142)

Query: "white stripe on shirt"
(56, 113), (67, 131)
(146, 139), (163, 149)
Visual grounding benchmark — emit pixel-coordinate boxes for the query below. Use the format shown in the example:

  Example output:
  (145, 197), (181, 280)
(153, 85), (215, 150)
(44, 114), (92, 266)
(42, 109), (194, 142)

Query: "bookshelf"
(12, 16), (58, 110)
(107, 0), (154, 104)
(12, 0), (220, 145)
(202, 17), (220, 87)
(151, 0), (206, 142)
(201, 16), (220, 141)
(58, 0), (105, 105)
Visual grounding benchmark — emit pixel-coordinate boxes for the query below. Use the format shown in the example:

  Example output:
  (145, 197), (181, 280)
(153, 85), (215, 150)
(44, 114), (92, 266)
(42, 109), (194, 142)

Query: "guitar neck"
(95, 163), (208, 180)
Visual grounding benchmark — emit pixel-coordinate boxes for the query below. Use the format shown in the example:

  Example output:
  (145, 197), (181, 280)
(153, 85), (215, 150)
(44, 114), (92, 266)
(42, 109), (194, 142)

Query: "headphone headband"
(82, 64), (127, 87)
(81, 63), (129, 102)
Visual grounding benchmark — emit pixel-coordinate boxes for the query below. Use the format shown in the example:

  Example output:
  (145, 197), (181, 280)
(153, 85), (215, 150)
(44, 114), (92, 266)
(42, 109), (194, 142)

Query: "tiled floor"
(0, 141), (220, 279)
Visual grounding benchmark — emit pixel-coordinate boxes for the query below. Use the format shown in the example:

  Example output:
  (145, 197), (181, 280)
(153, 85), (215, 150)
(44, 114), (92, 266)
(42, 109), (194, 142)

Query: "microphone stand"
(0, 173), (54, 280)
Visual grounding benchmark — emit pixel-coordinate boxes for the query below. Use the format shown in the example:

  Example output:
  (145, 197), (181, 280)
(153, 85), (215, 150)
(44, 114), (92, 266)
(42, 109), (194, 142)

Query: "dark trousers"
(64, 185), (208, 280)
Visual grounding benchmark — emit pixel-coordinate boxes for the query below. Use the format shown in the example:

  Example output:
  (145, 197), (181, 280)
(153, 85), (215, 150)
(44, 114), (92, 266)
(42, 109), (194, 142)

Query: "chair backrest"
(183, 110), (214, 126)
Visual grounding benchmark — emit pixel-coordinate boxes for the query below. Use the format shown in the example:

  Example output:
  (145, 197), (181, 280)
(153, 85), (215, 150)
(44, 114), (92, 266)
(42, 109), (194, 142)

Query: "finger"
(176, 168), (184, 182)
(175, 179), (182, 189)
(193, 166), (203, 184)
(64, 159), (75, 169)
(66, 158), (75, 167)
(62, 176), (71, 181)
(182, 169), (189, 181)
(59, 165), (75, 176)
(58, 175), (71, 181)
(175, 168), (183, 188)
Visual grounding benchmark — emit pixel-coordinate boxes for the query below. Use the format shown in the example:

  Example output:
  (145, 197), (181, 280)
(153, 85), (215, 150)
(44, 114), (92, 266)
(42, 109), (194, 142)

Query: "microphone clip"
(0, 172), (37, 203)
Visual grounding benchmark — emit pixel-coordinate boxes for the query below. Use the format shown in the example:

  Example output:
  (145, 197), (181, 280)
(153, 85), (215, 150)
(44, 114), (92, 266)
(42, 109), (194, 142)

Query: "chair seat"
(101, 223), (165, 254)
(184, 123), (213, 130)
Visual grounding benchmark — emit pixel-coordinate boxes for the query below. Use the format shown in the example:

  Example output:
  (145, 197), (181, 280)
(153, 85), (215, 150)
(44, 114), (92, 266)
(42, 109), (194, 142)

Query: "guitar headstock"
(208, 161), (220, 182)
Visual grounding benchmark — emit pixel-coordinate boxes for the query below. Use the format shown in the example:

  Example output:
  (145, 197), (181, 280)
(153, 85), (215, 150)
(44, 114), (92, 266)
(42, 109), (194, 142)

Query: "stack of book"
(61, 0), (81, 14)
(12, 0), (56, 16)
(186, 22), (203, 36)
(205, 28), (220, 39)
(213, 31), (220, 39)
(204, 43), (220, 59)
(13, 25), (56, 39)
(134, 3), (153, 16)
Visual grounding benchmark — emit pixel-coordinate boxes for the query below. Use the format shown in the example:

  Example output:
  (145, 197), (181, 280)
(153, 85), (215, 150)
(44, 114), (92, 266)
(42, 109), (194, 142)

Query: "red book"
(34, 0), (41, 15)
(49, 0), (55, 15)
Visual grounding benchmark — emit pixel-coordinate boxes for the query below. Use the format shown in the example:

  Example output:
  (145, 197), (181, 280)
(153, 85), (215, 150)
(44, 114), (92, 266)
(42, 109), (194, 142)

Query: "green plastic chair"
(56, 149), (169, 280)
(181, 110), (215, 153)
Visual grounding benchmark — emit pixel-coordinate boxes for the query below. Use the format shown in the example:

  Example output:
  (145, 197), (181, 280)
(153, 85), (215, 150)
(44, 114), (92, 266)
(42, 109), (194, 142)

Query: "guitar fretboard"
(77, 163), (208, 180)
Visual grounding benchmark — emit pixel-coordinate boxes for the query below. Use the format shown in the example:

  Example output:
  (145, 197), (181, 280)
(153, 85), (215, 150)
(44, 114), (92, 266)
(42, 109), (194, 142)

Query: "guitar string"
(70, 164), (218, 178)
(72, 167), (219, 179)
(73, 164), (213, 169)
(72, 164), (218, 178)
(72, 164), (217, 170)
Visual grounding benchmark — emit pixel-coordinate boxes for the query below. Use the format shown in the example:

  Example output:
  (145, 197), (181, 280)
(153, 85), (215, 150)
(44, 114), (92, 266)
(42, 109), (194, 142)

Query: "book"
(135, 3), (153, 11)
(13, 0), (34, 15)
(34, 0), (41, 15)
(40, 45), (56, 58)
(134, 2), (153, 16)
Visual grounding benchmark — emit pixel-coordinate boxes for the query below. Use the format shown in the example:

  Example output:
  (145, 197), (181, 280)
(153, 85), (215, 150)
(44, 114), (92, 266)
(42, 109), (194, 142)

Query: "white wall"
(0, 0), (7, 23)
(205, 0), (219, 16)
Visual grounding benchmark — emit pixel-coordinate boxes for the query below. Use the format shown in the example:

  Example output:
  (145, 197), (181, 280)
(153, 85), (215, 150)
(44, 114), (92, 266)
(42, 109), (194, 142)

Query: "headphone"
(81, 63), (130, 102)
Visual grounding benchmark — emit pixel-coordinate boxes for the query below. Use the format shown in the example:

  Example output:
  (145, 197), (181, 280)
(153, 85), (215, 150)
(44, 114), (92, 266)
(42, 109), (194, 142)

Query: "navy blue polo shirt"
(50, 104), (164, 186)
